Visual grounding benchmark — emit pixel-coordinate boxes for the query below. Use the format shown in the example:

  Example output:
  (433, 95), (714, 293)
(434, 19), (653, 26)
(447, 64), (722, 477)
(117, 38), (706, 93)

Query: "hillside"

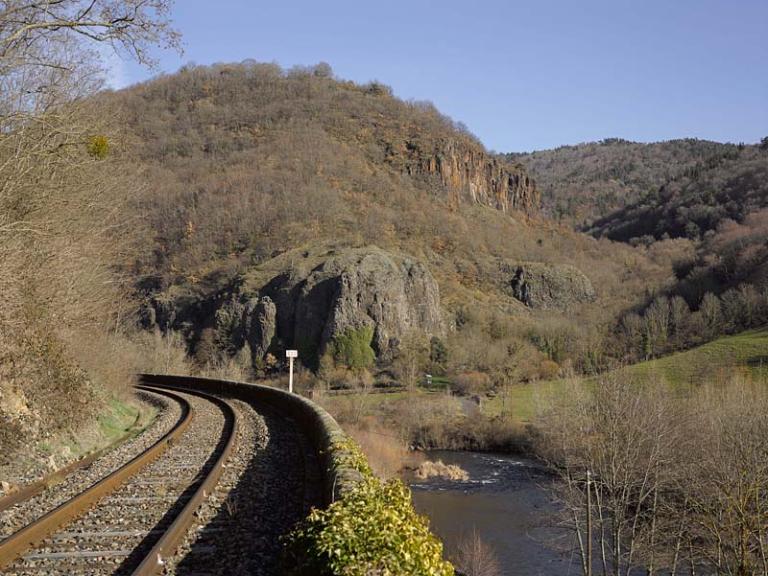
(484, 327), (768, 425)
(511, 136), (768, 362)
(626, 327), (768, 386)
(509, 138), (750, 225)
(107, 62), (676, 378)
(586, 145), (768, 244)
(591, 144), (768, 303)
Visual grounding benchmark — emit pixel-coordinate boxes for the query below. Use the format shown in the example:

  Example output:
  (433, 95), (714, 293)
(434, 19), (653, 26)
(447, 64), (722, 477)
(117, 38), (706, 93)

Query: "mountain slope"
(114, 61), (538, 288)
(107, 62), (673, 375)
(509, 138), (750, 225)
(586, 145), (768, 243)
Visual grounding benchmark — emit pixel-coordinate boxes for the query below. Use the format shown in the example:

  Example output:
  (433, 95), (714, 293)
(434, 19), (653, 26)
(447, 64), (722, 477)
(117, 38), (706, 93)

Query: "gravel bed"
(164, 399), (324, 576)
(0, 389), (180, 539)
(6, 389), (228, 576)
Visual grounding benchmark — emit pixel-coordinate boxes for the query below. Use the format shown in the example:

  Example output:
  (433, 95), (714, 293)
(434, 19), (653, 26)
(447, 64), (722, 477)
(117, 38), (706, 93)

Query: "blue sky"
(116, 0), (767, 152)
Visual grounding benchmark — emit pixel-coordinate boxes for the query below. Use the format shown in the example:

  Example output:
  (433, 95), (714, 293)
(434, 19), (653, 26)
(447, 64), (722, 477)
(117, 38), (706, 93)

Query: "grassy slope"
(484, 327), (768, 424)
(44, 396), (156, 463)
(625, 328), (768, 386)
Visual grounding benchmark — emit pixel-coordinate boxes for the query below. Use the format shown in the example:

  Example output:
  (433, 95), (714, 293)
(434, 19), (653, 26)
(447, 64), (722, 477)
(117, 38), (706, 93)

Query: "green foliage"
(329, 436), (373, 477)
(283, 437), (453, 576)
(429, 336), (448, 374)
(330, 326), (375, 370)
(87, 135), (110, 159)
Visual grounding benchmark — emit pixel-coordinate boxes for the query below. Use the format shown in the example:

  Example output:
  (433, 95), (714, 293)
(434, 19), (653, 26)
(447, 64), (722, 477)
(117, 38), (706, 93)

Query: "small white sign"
(286, 349), (298, 358)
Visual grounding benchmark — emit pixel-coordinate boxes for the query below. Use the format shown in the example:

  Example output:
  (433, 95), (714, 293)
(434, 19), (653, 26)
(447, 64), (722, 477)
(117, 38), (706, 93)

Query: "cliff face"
(507, 262), (597, 311)
(402, 140), (539, 215)
(144, 246), (445, 369)
(295, 248), (445, 360)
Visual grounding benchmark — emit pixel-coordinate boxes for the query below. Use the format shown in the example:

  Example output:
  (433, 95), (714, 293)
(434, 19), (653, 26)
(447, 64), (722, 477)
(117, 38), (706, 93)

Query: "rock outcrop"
(406, 140), (539, 215)
(244, 296), (277, 360)
(510, 263), (596, 310)
(292, 249), (444, 360)
(147, 247), (445, 369)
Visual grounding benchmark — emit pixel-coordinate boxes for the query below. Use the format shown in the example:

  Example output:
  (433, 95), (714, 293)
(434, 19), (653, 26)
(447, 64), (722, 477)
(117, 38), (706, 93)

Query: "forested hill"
(508, 137), (768, 363)
(513, 136), (768, 296)
(112, 61), (538, 288)
(105, 61), (675, 377)
(509, 138), (757, 226)
(586, 144), (768, 244)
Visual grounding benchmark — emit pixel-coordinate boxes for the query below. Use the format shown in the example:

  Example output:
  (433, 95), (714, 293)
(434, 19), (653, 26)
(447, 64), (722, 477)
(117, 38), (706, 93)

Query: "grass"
(483, 328), (768, 425)
(319, 328), (768, 433)
(625, 328), (768, 387)
(424, 375), (452, 391)
(481, 381), (563, 424)
(97, 398), (142, 443)
(54, 396), (155, 463)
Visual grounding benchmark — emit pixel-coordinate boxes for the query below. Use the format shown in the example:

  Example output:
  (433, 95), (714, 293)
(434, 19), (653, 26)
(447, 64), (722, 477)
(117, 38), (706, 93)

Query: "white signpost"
(286, 350), (298, 393)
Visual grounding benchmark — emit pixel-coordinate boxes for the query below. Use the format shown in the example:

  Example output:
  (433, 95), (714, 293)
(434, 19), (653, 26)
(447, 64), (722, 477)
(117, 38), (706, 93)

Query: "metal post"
(586, 469), (592, 576)
(286, 350), (298, 394)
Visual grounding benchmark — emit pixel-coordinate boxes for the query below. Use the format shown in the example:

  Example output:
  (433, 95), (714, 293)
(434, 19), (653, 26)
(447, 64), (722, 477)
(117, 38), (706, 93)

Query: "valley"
(1, 2), (766, 574)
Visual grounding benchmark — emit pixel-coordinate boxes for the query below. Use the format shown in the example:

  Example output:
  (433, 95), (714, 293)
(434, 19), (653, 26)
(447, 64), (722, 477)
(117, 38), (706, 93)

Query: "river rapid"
(409, 450), (579, 575)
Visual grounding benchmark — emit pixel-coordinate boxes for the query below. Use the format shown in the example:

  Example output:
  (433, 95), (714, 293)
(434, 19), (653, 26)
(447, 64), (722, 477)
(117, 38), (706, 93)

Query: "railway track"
(0, 385), (238, 576)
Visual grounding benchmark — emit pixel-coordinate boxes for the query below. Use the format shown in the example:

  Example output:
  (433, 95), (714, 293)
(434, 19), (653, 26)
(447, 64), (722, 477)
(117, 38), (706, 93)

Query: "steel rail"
(132, 386), (239, 576)
(0, 403), (147, 514)
(0, 386), (194, 571)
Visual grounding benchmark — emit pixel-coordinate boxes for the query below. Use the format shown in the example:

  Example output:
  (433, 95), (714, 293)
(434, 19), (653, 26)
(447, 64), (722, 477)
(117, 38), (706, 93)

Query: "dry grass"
(345, 421), (422, 479)
(414, 460), (469, 481)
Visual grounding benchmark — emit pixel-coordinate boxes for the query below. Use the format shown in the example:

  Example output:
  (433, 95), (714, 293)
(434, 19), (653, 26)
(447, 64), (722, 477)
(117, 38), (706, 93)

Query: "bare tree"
(0, 1), (179, 62)
(453, 528), (501, 576)
(0, 1), (180, 458)
(0, 0), (179, 327)
(683, 378), (768, 576)
(535, 373), (680, 576)
(395, 330), (429, 390)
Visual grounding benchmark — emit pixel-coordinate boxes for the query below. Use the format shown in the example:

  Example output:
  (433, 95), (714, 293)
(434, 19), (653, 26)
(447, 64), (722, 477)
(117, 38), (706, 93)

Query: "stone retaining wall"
(138, 374), (363, 505)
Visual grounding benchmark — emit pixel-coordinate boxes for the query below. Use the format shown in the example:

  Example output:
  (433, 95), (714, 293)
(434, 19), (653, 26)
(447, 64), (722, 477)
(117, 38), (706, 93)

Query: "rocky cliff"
(376, 131), (538, 215)
(144, 246), (445, 369)
(507, 262), (597, 311)
(405, 140), (538, 214)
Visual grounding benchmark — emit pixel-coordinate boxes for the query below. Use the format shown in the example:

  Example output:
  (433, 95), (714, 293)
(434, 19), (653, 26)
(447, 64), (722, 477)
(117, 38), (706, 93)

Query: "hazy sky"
(117, 0), (768, 152)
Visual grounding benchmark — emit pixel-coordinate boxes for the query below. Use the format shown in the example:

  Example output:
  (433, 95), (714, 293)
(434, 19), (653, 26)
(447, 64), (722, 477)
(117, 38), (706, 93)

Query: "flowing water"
(409, 450), (580, 576)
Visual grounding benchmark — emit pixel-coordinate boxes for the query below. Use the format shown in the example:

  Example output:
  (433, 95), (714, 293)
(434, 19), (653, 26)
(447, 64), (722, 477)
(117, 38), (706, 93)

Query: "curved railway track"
(0, 385), (239, 576)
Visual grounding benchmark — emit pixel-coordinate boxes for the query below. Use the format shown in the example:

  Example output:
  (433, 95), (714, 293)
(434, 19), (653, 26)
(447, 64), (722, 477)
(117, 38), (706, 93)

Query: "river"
(409, 450), (578, 575)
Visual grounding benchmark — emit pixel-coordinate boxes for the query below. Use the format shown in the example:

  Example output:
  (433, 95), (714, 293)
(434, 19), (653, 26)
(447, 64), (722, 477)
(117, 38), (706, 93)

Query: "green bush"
(87, 135), (110, 159)
(330, 326), (376, 370)
(283, 438), (454, 576)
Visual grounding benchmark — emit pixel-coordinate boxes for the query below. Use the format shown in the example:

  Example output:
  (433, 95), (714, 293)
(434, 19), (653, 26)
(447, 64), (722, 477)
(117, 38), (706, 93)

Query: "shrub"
(429, 336), (448, 374)
(414, 460), (469, 481)
(283, 438), (454, 576)
(537, 359), (560, 381)
(87, 135), (110, 159)
(330, 326), (376, 370)
(453, 371), (491, 395)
